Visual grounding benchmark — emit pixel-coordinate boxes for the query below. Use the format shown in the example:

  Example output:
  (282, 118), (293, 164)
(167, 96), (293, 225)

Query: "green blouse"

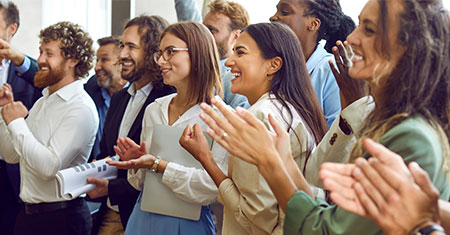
(284, 116), (450, 235)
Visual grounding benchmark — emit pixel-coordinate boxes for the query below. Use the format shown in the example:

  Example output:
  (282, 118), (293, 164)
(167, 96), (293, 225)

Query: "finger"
(200, 101), (237, 135)
(320, 162), (355, 177)
(113, 145), (124, 158)
(322, 177), (356, 199)
(320, 168), (355, 188)
(268, 113), (289, 139)
(329, 60), (340, 79)
(86, 177), (102, 185)
(329, 191), (365, 217)
(193, 123), (205, 139)
(336, 40), (350, 65)
(106, 160), (133, 169)
(369, 157), (410, 191)
(235, 106), (267, 130)
(206, 128), (232, 152)
(332, 44), (346, 73)
(352, 159), (387, 209)
(139, 141), (147, 153)
(353, 182), (380, 219)
(200, 111), (228, 137)
(361, 157), (398, 201)
(116, 138), (128, 152)
(409, 162), (439, 199)
(363, 138), (403, 166)
(210, 97), (247, 129)
(125, 137), (138, 147)
(181, 124), (193, 138)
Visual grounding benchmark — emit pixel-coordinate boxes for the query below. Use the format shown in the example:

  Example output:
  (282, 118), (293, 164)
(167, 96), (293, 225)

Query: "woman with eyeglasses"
(108, 21), (226, 235)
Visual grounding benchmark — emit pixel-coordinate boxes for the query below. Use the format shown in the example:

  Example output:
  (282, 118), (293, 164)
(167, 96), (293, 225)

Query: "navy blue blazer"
(1, 56), (41, 207)
(91, 81), (175, 234)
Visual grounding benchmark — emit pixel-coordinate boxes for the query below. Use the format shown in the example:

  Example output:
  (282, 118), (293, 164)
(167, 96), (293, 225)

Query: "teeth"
(40, 67), (49, 71)
(122, 62), (133, 66)
(161, 68), (170, 73)
(353, 54), (363, 62)
(232, 72), (241, 77)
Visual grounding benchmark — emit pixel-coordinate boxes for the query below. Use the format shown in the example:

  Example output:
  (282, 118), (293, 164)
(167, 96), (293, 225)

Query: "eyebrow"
(358, 15), (377, 26)
(234, 46), (247, 51)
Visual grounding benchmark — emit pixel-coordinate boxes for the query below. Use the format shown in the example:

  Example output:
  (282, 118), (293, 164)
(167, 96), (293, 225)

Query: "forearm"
(438, 199), (450, 232)
(199, 152), (228, 187)
(258, 151), (313, 211)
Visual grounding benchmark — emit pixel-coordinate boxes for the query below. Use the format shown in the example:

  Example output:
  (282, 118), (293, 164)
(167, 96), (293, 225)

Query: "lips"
(352, 52), (364, 63)
(160, 67), (171, 76)
(230, 70), (241, 81)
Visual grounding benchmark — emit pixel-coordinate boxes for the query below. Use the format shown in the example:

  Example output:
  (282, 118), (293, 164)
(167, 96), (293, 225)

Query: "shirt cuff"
(161, 162), (178, 187)
(340, 96), (374, 134)
(284, 190), (328, 235)
(15, 56), (31, 75)
(7, 118), (30, 136)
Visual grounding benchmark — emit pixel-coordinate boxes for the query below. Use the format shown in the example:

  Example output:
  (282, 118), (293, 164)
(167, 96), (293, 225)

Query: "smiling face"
(225, 32), (272, 105)
(347, 0), (405, 82)
(35, 40), (70, 88)
(95, 43), (122, 89)
(157, 33), (191, 89)
(119, 25), (146, 83)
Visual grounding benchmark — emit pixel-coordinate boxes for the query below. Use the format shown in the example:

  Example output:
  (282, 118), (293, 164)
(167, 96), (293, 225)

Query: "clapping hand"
(0, 83), (13, 107)
(113, 137), (147, 161)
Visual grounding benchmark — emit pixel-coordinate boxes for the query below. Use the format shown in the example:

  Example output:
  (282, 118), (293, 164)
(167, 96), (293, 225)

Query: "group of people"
(0, 0), (448, 235)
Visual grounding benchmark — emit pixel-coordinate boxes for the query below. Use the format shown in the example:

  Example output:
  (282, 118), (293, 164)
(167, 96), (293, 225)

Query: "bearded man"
(0, 21), (98, 235)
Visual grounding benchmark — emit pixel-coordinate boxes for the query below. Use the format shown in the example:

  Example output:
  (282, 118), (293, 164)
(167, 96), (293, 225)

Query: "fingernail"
(353, 167), (361, 176)
(355, 158), (365, 166)
(200, 103), (207, 109)
(199, 113), (205, 119)
(236, 107), (243, 113)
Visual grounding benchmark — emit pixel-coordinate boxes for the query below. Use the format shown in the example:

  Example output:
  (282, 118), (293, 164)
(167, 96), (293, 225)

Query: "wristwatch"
(418, 224), (445, 235)
(151, 156), (161, 172)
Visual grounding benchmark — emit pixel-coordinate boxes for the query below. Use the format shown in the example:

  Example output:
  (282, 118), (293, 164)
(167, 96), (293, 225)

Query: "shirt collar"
(42, 80), (83, 101)
(305, 43), (327, 74)
(0, 59), (11, 71)
(127, 81), (153, 97)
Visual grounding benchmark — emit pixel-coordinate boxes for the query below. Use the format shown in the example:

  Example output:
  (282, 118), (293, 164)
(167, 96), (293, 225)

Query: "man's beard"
(121, 58), (146, 83)
(96, 70), (112, 89)
(34, 64), (65, 88)
(216, 39), (229, 60)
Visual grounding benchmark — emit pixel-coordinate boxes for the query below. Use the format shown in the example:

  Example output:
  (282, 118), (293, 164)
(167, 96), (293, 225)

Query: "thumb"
(181, 124), (193, 138)
(140, 141), (146, 152)
(409, 162), (439, 199)
(268, 113), (286, 138)
(86, 177), (100, 184)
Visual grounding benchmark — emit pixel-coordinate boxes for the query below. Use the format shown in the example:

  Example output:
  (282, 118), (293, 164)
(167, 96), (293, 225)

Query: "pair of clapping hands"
(0, 83), (28, 125)
(185, 97), (443, 235)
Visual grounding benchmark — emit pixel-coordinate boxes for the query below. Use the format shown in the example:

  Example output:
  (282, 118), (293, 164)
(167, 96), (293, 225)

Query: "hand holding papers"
(56, 156), (118, 200)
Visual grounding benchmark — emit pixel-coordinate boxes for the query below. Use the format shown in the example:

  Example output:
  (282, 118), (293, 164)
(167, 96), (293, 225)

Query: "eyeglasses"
(153, 47), (189, 63)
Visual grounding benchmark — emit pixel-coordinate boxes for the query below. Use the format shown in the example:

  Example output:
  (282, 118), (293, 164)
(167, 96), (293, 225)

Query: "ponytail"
(304, 0), (356, 53)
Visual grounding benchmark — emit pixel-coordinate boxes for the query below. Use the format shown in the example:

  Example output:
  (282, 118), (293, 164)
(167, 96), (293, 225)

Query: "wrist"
(412, 221), (444, 235)
(11, 52), (24, 66)
(258, 150), (284, 177)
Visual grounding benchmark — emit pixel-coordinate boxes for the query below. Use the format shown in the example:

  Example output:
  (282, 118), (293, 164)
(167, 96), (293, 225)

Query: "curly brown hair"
(39, 21), (94, 78)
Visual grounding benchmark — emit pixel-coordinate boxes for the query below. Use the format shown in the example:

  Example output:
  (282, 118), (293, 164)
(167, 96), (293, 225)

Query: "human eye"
(364, 26), (375, 36)
(119, 43), (124, 49)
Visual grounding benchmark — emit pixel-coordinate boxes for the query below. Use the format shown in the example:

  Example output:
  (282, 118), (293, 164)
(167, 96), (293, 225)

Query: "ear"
(307, 17), (321, 32)
(266, 56), (283, 76)
(67, 58), (79, 68)
(230, 29), (241, 45)
(6, 23), (18, 41)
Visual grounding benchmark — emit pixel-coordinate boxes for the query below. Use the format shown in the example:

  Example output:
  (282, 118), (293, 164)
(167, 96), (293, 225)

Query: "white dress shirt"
(0, 80), (99, 203)
(128, 93), (228, 205)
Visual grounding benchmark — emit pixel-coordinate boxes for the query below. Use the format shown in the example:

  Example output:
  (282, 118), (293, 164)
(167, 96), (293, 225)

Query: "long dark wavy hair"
(350, 0), (450, 166)
(244, 22), (328, 165)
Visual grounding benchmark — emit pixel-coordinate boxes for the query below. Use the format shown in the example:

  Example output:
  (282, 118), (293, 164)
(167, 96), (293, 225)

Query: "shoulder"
(145, 93), (176, 113)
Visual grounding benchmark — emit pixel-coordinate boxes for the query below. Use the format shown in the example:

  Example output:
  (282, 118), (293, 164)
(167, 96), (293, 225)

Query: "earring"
(265, 73), (273, 81)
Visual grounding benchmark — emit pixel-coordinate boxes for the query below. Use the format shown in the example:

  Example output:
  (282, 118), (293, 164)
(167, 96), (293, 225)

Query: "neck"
(172, 85), (194, 108)
(107, 81), (126, 96)
(301, 34), (319, 61)
(134, 73), (152, 90)
(48, 75), (76, 95)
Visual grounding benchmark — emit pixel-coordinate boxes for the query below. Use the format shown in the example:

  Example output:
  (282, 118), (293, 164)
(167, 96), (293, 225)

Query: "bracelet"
(418, 224), (445, 235)
(151, 156), (161, 172)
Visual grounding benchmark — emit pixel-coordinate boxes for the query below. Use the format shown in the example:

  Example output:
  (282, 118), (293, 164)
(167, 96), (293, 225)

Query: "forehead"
(235, 32), (259, 52)
(360, 0), (403, 31)
(40, 40), (61, 51)
(0, 9), (6, 26)
(159, 33), (187, 49)
(97, 43), (117, 55)
(121, 25), (141, 45)
(277, 0), (304, 9)
(203, 12), (232, 29)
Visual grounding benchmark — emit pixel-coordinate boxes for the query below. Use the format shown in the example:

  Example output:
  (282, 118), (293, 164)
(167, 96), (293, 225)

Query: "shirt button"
(329, 133), (338, 145)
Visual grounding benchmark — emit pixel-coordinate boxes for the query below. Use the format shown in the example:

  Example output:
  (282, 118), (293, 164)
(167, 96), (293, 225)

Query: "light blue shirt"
(306, 44), (341, 127)
(15, 56), (31, 75)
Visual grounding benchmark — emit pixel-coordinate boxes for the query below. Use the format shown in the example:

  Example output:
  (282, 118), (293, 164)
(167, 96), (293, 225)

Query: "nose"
(346, 28), (358, 47)
(269, 14), (278, 22)
(119, 46), (129, 60)
(224, 56), (234, 68)
(156, 54), (167, 67)
(95, 60), (101, 72)
(37, 54), (45, 65)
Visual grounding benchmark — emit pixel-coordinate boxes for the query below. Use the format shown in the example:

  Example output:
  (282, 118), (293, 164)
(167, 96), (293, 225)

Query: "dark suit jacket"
(84, 75), (106, 162)
(91, 82), (175, 234)
(0, 56), (41, 208)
